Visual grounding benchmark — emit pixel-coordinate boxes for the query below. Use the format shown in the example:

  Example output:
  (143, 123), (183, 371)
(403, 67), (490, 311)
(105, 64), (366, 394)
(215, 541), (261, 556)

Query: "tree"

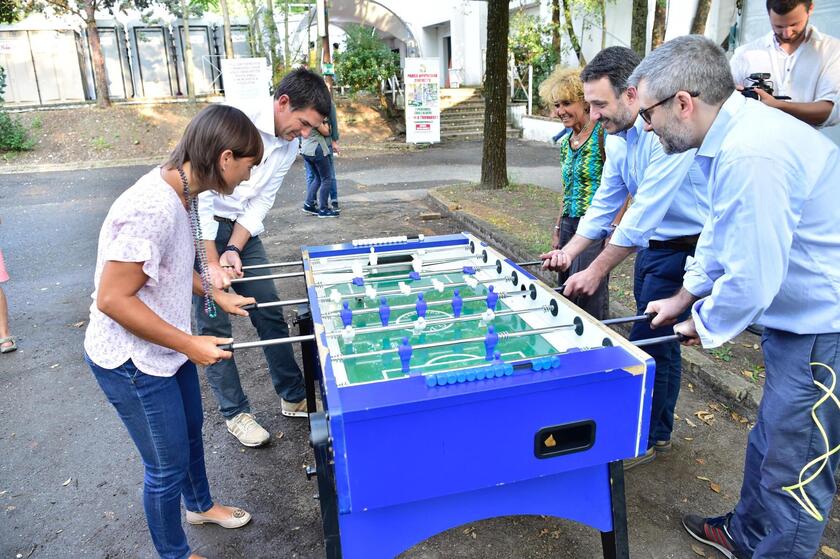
(651, 0), (667, 49)
(630, 0), (647, 57)
(180, 0), (195, 101)
(333, 25), (398, 94)
(562, 0), (585, 65)
(508, 11), (558, 100)
(481, 0), (509, 190)
(550, 0), (561, 54)
(690, 0), (712, 35)
(219, 0), (233, 58)
(263, 0), (280, 78)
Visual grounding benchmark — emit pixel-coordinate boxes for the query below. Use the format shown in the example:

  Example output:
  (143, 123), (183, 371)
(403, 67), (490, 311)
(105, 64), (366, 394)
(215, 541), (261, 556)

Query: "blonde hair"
(538, 65), (586, 107)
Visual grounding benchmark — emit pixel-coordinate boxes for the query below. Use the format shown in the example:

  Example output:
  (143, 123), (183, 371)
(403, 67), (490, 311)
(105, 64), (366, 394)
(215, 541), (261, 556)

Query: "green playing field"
(324, 271), (562, 385)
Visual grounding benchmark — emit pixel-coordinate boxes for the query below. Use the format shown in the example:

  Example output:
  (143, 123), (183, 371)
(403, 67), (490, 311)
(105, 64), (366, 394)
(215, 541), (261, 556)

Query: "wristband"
(223, 245), (241, 256)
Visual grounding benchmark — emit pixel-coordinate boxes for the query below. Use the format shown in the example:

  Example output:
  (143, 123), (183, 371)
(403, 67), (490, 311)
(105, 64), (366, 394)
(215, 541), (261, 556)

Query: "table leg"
(294, 304), (320, 413)
(600, 460), (630, 559)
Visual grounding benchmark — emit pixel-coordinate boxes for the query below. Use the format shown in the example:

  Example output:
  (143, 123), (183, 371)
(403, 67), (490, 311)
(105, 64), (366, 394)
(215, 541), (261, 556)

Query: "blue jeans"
(629, 247), (692, 448)
(195, 221), (306, 419)
(85, 355), (212, 559)
(557, 216), (609, 320)
(728, 329), (840, 558)
(303, 145), (337, 210)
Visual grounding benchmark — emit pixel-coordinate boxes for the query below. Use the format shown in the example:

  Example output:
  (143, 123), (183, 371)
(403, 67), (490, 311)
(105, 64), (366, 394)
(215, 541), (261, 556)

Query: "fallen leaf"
(710, 482), (721, 493)
(50, 364), (60, 369)
(822, 546), (840, 559)
(691, 543), (707, 556)
(753, 344), (759, 350)
(694, 410), (715, 424)
(275, 432), (285, 440)
(695, 458), (706, 465)
(685, 417), (697, 428)
(696, 476), (711, 482)
(70, 321), (86, 328)
(674, 413), (681, 420)
(62, 478), (71, 486)
(684, 437), (694, 441)
(709, 402), (722, 412)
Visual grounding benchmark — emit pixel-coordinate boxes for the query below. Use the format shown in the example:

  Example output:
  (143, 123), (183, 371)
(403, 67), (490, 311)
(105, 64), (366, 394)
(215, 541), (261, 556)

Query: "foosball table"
(226, 232), (661, 559)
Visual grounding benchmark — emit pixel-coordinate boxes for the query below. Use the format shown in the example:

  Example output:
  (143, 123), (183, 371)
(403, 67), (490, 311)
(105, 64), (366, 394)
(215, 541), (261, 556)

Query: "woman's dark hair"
(165, 104), (264, 191)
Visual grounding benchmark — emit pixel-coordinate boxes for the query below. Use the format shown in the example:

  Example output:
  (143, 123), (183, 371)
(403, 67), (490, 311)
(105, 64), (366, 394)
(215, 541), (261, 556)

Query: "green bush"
(509, 12), (561, 103)
(0, 66), (34, 152)
(334, 25), (399, 95)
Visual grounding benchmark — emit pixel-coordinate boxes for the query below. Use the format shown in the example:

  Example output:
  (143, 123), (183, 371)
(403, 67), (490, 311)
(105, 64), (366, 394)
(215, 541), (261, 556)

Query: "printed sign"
(221, 57), (273, 135)
(404, 58), (440, 144)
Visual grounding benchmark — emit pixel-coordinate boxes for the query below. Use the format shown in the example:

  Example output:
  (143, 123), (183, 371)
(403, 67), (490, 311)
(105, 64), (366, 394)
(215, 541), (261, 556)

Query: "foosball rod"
(242, 260), (303, 271)
(327, 305), (551, 338)
(633, 333), (689, 347)
(316, 262), (499, 288)
(230, 270), (305, 284)
(320, 290), (521, 318)
(321, 276), (509, 303)
(335, 323), (575, 361)
(218, 333), (316, 351)
(239, 297), (309, 311)
(313, 254), (479, 275)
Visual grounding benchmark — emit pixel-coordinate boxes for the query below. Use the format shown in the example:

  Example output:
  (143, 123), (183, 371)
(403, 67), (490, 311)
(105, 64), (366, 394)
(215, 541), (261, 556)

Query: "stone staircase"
(440, 88), (521, 142)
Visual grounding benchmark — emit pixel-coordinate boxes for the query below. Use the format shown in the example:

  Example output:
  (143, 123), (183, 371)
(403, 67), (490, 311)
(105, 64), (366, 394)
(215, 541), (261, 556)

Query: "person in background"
(729, 0), (840, 128)
(0, 246), (15, 354)
(83, 105), (262, 559)
(538, 66), (611, 319)
(301, 98), (340, 218)
(636, 34), (840, 559)
(197, 68), (332, 448)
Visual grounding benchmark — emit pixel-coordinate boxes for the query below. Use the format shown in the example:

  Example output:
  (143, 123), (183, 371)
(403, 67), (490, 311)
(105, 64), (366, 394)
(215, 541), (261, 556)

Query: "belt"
(214, 216), (237, 225)
(647, 235), (699, 251)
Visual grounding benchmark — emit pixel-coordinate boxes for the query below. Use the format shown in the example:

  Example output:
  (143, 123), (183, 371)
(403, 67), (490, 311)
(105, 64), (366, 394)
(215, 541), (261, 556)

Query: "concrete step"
(441, 101), (485, 112)
(441, 122), (484, 132)
(441, 115), (485, 125)
(441, 128), (520, 141)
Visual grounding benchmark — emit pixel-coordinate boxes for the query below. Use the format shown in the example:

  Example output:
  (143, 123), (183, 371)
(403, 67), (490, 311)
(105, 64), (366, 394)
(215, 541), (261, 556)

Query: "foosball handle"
(240, 303), (257, 311)
(554, 284), (565, 294)
(218, 343), (234, 351)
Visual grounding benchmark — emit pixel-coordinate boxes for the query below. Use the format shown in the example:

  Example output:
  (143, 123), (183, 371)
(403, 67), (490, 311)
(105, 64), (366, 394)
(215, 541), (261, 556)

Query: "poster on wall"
(404, 58), (440, 144)
(221, 57), (273, 135)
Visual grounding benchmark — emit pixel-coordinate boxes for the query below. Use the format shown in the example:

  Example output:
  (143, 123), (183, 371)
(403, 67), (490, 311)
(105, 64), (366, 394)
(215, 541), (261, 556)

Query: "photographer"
(729, 0), (840, 128)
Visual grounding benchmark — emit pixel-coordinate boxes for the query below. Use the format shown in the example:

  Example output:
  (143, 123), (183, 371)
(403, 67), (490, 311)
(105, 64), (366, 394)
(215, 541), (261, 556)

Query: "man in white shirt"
(729, 0), (840, 128)
(634, 35), (840, 559)
(195, 68), (331, 447)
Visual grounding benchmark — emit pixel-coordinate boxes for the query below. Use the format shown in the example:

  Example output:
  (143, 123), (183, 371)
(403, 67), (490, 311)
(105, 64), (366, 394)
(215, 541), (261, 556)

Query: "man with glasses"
(635, 34), (840, 559)
(730, 0), (839, 128)
(540, 46), (709, 470)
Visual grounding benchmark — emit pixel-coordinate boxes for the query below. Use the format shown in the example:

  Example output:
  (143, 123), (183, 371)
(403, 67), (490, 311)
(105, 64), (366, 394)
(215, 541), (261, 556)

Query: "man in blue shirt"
(636, 35), (840, 559)
(540, 47), (709, 470)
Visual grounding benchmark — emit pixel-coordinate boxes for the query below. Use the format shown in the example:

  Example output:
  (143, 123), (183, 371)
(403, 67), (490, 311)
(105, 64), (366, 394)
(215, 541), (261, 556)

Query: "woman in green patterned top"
(538, 66), (610, 319)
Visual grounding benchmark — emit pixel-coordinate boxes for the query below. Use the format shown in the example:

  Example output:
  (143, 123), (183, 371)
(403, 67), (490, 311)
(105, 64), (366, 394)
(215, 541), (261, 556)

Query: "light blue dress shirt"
(685, 92), (840, 347)
(577, 116), (709, 247)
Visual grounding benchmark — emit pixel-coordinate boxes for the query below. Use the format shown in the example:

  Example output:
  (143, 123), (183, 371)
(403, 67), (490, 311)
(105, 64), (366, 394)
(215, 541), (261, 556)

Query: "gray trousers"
(557, 216), (610, 320)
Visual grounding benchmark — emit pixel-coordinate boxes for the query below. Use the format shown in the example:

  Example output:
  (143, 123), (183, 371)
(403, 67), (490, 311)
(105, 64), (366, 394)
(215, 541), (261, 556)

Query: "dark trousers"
(194, 221), (306, 419)
(303, 145), (337, 211)
(729, 329), (840, 558)
(557, 216), (609, 320)
(629, 247), (693, 448)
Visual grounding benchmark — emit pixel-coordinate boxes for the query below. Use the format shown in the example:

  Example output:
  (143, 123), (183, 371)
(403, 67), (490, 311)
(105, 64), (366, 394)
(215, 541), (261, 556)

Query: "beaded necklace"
(177, 167), (217, 318)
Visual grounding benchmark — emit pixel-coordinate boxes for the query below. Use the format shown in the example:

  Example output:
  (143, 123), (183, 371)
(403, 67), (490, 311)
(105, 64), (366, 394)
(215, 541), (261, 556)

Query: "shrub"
(0, 66), (35, 152)
(334, 25), (399, 95)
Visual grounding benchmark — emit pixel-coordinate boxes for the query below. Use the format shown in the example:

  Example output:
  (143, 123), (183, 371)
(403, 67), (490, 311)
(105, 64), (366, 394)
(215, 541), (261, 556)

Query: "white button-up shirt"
(684, 93), (840, 347)
(198, 124), (298, 241)
(576, 116), (709, 247)
(729, 26), (840, 128)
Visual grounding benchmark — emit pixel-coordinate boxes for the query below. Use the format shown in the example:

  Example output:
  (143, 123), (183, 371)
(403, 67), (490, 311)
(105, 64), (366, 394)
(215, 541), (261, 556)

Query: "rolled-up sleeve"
(608, 137), (696, 248)
(577, 134), (627, 240)
(691, 157), (802, 347)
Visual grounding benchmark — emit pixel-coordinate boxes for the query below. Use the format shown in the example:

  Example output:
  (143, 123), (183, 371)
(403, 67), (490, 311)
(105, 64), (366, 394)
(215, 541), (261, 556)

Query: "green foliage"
(508, 11), (560, 101)
(90, 135), (112, 150)
(0, 66), (35, 152)
(334, 25), (399, 95)
(709, 345), (734, 362)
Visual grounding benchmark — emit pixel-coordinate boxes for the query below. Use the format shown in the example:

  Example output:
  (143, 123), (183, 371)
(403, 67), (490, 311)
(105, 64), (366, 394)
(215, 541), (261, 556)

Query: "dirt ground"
(0, 96), (402, 169)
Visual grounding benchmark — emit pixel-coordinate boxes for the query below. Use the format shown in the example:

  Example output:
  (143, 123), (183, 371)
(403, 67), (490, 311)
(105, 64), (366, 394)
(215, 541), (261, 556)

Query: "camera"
(741, 73), (791, 100)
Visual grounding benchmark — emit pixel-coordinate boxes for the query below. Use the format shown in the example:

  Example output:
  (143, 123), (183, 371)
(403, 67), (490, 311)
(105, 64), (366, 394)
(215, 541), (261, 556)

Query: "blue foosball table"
(292, 232), (656, 559)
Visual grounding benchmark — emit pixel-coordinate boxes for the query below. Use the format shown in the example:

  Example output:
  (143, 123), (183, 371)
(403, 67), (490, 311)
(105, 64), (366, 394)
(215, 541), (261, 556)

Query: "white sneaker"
(281, 399), (308, 418)
(225, 412), (270, 447)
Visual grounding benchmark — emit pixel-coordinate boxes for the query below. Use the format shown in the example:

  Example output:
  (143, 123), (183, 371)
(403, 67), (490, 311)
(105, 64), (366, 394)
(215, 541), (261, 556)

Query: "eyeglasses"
(639, 91), (699, 124)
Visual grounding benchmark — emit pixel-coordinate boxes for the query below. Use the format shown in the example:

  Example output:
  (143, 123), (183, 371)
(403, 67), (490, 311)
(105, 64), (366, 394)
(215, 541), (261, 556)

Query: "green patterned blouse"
(558, 121), (605, 218)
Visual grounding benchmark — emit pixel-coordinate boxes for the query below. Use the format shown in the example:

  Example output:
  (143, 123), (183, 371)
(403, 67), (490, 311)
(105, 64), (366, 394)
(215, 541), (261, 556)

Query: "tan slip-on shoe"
(186, 507), (251, 529)
(281, 398), (308, 418)
(225, 412), (270, 447)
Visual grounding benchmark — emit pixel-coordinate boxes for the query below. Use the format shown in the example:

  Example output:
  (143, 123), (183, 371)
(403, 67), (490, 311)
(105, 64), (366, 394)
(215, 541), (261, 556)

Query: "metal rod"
(335, 323), (575, 361)
(218, 333), (316, 351)
(230, 270), (305, 284)
(632, 333), (688, 347)
(313, 254), (477, 275)
(602, 313), (654, 326)
(321, 290), (521, 318)
(316, 263), (497, 288)
(241, 260), (303, 270)
(311, 242), (470, 264)
(320, 276), (508, 303)
(328, 305), (549, 338)
(240, 297), (309, 311)
(517, 260), (543, 267)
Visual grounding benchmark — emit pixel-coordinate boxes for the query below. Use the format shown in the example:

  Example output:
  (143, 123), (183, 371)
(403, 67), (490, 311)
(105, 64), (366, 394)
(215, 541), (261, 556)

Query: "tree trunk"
(264, 0), (279, 76)
(480, 0), (509, 190)
(283, 0), (290, 69)
(551, 0), (561, 54)
(630, 0), (647, 57)
(651, 0), (667, 50)
(690, 0), (712, 35)
(84, 0), (110, 108)
(600, 0), (607, 50)
(562, 0), (585, 66)
(219, 0), (234, 58)
(181, 0), (195, 102)
(243, 0), (264, 57)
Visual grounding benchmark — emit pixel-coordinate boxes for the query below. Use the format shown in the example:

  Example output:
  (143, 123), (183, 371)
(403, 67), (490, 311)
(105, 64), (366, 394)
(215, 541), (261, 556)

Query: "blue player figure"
(379, 297), (391, 326)
(451, 289), (463, 318)
(398, 337), (413, 373)
(484, 325), (499, 361)
(486, 285), (499, 310)
(340, 301), (353, 327)
(415, 292), (427, 319)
